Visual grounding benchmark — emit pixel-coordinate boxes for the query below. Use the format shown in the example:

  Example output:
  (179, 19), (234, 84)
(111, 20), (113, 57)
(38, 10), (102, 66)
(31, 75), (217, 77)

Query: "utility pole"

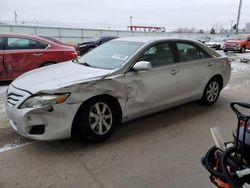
(14, 11), (18, 25)
(236, 0), (243, 34)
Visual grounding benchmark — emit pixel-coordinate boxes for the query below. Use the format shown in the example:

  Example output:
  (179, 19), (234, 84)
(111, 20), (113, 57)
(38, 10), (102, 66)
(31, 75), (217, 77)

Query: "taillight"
(226, 58), (231, 65)
(69, 52), (78, 59)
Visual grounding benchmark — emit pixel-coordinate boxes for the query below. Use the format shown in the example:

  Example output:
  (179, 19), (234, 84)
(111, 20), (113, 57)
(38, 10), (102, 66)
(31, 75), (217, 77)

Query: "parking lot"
(0, 51), (250, 187)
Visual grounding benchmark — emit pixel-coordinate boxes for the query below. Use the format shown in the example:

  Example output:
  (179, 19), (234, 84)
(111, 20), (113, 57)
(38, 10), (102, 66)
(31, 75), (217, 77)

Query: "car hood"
(206, 42), (219, 45)
(225, 40), (243, 43)
(12, 61), (111, 94)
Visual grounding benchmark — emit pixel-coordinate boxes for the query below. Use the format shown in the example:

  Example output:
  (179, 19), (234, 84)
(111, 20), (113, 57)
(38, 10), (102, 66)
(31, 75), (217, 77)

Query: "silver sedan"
(5, 37), (231, 141)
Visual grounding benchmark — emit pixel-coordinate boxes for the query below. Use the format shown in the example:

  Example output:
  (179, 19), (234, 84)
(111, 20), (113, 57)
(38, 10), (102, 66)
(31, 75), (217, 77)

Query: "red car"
(223, 34), (250, 53)
(0, 33), (78, 81)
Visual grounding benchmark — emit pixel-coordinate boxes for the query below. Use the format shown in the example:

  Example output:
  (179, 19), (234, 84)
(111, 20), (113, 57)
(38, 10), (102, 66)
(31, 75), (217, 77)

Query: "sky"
(0, 0), (249, 31)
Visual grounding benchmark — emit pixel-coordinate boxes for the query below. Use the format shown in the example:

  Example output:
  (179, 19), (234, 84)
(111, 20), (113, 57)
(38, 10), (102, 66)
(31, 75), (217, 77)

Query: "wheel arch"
(210, 74), (223, 90)
(40, 61), (57, 67)
(71, 94), (123, 137)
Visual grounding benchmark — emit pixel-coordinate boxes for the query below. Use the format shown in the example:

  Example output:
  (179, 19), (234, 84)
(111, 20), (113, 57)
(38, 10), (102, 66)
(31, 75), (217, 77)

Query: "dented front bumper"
(5, 101), (79, 141)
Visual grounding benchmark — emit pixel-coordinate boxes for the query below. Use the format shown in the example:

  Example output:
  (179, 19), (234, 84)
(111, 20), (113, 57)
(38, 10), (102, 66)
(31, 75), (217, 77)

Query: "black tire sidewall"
(240, 46), (246, 53)
(200, 78), (221, 105)
(76, 97), (119, 142)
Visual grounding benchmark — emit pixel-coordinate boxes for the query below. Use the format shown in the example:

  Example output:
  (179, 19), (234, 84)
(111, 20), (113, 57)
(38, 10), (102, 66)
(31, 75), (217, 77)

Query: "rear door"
(173, 41), (214, 100)
(4, 37), (45, 79)
(0, 37), (6, 79)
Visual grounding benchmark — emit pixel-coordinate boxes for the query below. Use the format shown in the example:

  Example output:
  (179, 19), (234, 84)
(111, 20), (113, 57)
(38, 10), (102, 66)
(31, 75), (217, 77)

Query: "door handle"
(170, 69), (179, 75)
(33, 53), (43, 56)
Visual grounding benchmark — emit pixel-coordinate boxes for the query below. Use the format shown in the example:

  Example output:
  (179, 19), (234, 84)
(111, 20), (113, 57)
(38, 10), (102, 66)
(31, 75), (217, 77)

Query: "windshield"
(77, 41), (143, 69)
(229, 35), (246, 40)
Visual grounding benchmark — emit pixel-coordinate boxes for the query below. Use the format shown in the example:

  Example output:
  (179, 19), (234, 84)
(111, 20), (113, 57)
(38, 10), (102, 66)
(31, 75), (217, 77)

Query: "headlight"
(19, 93), (70, 109)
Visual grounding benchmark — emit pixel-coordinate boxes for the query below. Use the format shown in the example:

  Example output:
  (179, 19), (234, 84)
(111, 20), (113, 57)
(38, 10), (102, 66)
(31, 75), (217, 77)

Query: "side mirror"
(133, 61), (152, 71)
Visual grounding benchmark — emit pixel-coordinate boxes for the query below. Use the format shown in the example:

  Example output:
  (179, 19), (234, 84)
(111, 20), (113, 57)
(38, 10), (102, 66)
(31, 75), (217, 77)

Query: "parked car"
(205, 38), (227, 50)
(0, 33), (78, 81)
(78, 36), (118, 55)
(39, 36), (80, 55)
(198, 36), (211, 44)
(5, 37), (231, 142)
(223, 34), (250, 53)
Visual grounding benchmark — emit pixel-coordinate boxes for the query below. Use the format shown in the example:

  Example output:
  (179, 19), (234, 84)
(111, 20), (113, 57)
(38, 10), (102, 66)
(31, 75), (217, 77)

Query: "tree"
(199, 29), (204, 33)
(210, 28), (216, 34)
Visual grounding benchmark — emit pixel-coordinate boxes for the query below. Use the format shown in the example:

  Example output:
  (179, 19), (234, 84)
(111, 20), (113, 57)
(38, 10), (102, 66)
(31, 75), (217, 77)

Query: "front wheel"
(239, 46), (246, 53)
(216, 45), (221, 50)
(74, 97), (119, 142)
(200, 78), (221, 105)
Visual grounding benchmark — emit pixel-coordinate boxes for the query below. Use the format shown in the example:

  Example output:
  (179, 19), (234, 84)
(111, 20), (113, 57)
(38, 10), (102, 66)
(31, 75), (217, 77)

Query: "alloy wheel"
(88, 102), (113, 135)
(206, 81), (220, 103)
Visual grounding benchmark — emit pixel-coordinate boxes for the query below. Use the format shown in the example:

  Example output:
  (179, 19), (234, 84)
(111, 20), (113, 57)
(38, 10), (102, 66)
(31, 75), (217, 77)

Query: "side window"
(0, 37), (4, 50)
(176, 43), (210, 62)
(7, 37), (42, 50)
(139, 43), (175, 67)
(38, 42), (49, 49)
(247, 36), (250, 41)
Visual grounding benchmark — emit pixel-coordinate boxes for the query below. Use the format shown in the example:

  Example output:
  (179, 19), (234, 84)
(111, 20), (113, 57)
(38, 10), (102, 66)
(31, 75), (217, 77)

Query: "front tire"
(75, 97), (119, 142)
(216, 45), (221, 50)
(239, 46), (246, 53)
(200, 78), (221, 105)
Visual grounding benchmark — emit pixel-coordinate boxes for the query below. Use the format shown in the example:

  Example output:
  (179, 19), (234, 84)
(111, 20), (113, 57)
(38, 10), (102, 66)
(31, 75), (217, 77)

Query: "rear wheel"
(200, 78), (221, 105)
(74, 97), (119, 142)
(223, 50), (228, 53)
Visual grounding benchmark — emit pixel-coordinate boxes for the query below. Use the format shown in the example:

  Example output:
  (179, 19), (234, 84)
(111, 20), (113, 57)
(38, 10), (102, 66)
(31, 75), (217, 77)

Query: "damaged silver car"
(5, 37), (231, 141)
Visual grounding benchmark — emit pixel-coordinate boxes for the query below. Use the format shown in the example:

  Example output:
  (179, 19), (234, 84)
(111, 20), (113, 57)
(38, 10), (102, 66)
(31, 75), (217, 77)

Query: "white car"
(205, 38), (227, 50)
(5, 37), (231, 142)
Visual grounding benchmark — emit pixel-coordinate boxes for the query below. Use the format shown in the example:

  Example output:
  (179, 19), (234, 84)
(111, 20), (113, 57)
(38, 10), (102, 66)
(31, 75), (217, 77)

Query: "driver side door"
(124, 42), (181, 117)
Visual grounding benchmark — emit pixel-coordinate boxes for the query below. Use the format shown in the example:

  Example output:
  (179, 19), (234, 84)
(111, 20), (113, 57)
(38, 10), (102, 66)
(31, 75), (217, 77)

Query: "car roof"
(0, 33), (54, 44)
(114, 36), (198, 44)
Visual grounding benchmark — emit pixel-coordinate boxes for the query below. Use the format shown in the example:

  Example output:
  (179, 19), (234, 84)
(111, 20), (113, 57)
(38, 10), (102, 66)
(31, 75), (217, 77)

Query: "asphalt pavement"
(0, 51), (250, 188)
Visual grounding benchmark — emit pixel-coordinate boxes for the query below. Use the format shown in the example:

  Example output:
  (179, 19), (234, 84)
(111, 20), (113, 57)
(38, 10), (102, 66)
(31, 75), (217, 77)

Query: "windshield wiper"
(81, 62), (94, 67)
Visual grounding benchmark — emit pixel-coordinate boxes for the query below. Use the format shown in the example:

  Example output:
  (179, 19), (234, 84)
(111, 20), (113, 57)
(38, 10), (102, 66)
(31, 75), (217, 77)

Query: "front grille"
(225, 43), (236, 48)
(6, 84), (31, 108)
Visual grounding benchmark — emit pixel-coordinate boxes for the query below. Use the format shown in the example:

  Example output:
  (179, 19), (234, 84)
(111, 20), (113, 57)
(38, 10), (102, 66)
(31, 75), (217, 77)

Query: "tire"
(200, 78), (221, 105)
(216, 45), (221, 50)
(74, 97), (119, 142)
(223, 50), (228, 53)
(239, 46), (246, 53)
